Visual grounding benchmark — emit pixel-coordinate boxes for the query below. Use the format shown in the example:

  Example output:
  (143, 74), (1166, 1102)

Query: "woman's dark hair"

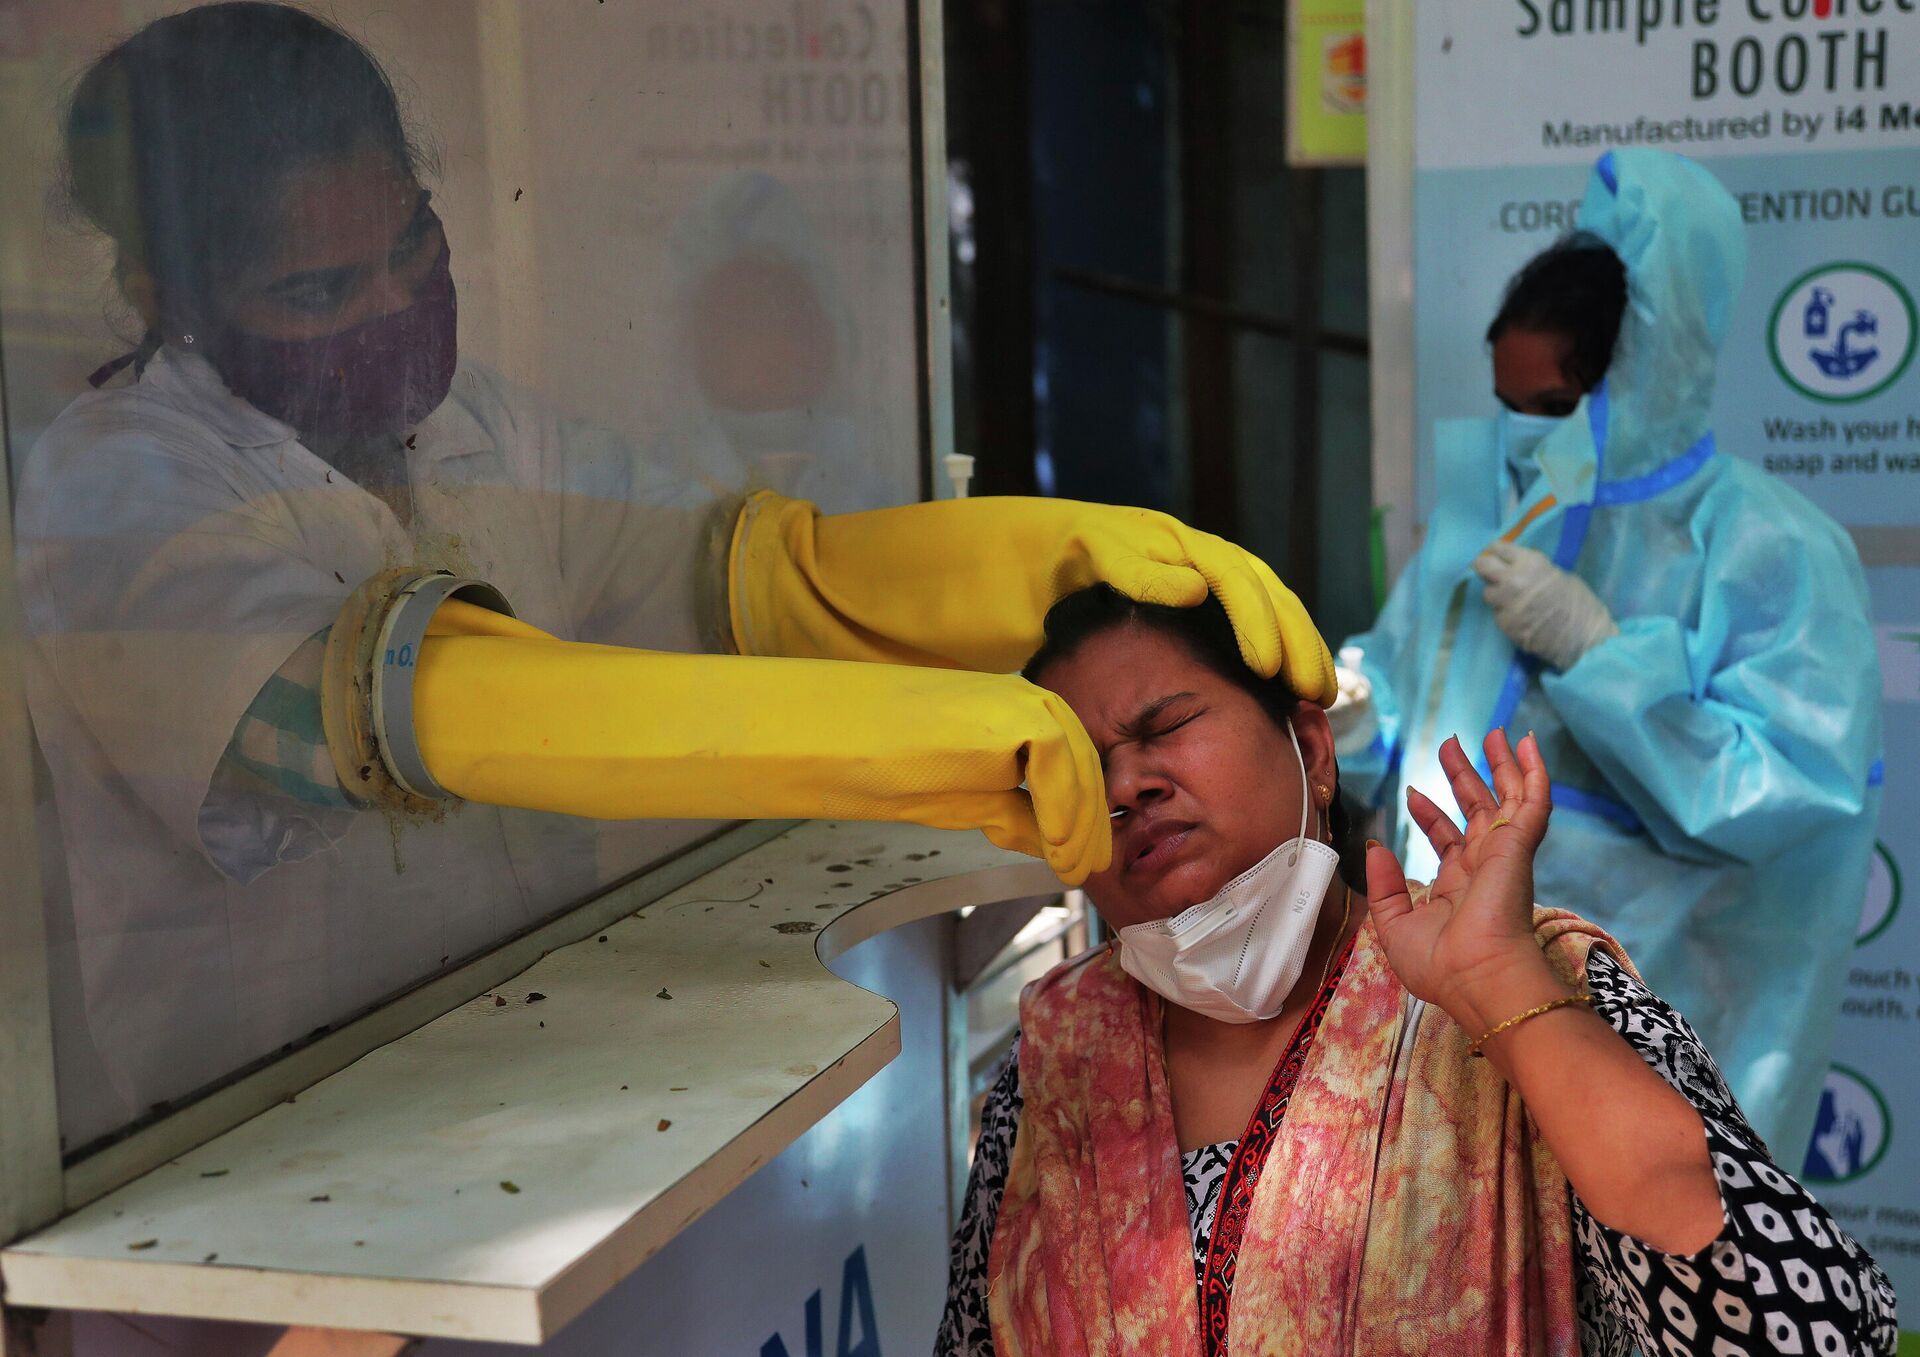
(1485, 231), (1628, 392)
(64, 2), (428, 346)
(1024, 585), (1370, 888)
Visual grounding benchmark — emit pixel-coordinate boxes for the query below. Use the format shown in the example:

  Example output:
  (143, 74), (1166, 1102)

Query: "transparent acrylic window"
(0, 0), (922, 1152)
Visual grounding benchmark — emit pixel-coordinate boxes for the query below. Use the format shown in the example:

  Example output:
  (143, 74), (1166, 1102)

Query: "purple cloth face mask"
(213, 241), (458, 439)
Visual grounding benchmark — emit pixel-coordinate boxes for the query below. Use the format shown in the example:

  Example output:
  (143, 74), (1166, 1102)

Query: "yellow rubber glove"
(413, 603), (1111, 883)
(728, 492), (1337, 705)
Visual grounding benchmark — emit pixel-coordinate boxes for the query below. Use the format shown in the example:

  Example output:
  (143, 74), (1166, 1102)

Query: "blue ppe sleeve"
(1336, 542), (1426, 807)
(1541, 523), (1876, 866)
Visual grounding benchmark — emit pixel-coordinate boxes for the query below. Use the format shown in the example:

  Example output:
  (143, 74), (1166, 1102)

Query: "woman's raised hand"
(1367, 736), (1731, 1258)
(1364, 731), (1562, 1024)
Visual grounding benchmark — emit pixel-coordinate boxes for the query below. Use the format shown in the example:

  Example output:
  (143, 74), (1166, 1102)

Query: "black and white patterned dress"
(935, 951), (1899, 1356)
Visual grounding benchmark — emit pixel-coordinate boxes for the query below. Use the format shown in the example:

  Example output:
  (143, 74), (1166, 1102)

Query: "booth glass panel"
(0, 0), (925, 1154)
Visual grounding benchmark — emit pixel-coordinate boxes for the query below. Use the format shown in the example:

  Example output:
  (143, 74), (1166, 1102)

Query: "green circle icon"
(1801, 1064), (1891, 1185)
(1769, 262), (1917, 404)
(1859, 841), (1901, 947)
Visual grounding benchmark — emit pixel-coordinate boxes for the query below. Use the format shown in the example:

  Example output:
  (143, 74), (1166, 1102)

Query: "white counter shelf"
(0, 823), (1055, 1344)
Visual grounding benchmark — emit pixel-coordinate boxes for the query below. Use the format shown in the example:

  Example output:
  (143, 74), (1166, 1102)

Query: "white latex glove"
(1472, 542), (1618, 672)
(1327, 651), (1377, 754)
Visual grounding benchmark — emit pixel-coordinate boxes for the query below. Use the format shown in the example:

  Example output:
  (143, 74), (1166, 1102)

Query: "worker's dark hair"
(1023, 584), (1368, 888)
(1485, 231), (1629, 392)
(64, 2), (430, 348)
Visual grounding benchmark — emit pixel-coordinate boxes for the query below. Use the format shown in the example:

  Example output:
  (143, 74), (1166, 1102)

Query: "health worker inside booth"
(14, 0), (1306, 1154)
(1334, 148), (1883, 1160)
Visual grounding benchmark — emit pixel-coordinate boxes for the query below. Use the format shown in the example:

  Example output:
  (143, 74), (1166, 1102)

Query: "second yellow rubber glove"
(412, 604), (1111, 883)
(728, 492), (1337, 705)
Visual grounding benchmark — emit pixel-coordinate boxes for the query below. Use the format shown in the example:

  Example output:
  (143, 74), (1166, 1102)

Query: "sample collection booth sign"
(1411, 0), (1920, 1312)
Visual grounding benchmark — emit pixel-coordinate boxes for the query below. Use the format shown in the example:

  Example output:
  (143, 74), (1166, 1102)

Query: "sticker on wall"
(1769, 263), (1917, 404)
(1860, 842), (1902, 946)
(1801, 1064), (1892, 1185)
(1286, 0), (1366, 166)
(1319, 31), (1366, 116)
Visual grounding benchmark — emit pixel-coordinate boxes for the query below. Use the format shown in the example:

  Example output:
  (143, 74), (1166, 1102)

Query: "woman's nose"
(1104, 750), (1171, 817)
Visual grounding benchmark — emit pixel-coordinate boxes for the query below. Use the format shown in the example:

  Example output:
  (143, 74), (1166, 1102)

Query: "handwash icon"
(1807, 304), (1880, 382)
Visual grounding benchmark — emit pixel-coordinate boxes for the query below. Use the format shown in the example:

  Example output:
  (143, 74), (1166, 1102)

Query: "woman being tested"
(24, 1), (1282, 1143)
(939, 584), (1895, 1356)
(1334, 149), (1880, 1159)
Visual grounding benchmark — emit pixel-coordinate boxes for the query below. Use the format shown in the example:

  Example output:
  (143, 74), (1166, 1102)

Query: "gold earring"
(1315, 783), (1331, 805)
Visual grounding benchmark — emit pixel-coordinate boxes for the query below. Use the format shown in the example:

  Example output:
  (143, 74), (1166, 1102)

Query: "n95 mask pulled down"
(1115, 721), (1341, 1023)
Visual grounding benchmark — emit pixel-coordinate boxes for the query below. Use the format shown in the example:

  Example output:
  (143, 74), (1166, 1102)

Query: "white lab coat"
(16, 347), (722, 1148)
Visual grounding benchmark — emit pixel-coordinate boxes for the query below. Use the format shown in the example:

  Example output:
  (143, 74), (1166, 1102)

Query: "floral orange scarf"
(986, 908), (1632, 1357)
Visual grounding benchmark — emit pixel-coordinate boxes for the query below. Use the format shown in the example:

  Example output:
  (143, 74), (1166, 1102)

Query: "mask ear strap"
(1287, 720), (1311, 864)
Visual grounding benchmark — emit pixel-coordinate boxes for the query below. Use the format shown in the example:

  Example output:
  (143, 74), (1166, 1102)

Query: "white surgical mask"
(1114, 721), (1341, 1024)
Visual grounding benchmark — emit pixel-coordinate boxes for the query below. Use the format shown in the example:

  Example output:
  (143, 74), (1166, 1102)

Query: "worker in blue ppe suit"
(1335, 148), (1881, 1159)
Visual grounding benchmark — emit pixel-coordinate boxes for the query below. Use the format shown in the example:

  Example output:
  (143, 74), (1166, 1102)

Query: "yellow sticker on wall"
(1288, 0), (1368, 166)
